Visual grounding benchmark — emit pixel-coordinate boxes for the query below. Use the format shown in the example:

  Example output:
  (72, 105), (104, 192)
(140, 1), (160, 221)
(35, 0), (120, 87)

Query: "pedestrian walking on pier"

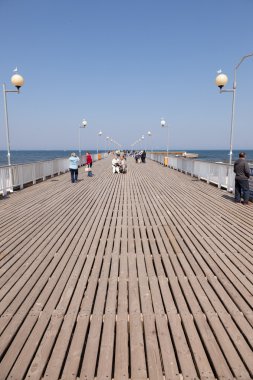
(234, 152), (251, 205)
(141, 150), (146, 163)
(134, 151), (141, 163)
(85, 152), (93, 168)
(85, 152), (93, 177)
(69, 152), (80, 183)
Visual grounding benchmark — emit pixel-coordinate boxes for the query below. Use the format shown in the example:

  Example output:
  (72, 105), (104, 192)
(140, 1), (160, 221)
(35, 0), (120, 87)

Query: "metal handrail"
(147, 153), (253, 195)
(0, 153), (106, 196)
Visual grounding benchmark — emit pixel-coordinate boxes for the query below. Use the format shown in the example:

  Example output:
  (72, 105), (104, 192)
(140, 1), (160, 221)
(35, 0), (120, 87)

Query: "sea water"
(0, 149), (253, 166)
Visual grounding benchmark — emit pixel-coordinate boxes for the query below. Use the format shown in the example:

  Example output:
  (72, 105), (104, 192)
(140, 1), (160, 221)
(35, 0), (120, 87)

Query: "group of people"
(69, 150), (251, 205)
(112, 154), (127, 174)
(134, 150), (146, 163)
(69, 152), (92, 183)
(69, 150), (128, 182)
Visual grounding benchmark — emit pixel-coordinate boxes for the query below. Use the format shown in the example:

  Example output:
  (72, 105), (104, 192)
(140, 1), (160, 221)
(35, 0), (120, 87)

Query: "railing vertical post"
(32, 164), (36, 184)
(18, 165), (24, 189)
(43, 162), (46, 181)
(218, 166), (221, 189)
(207, 163), (210, 184)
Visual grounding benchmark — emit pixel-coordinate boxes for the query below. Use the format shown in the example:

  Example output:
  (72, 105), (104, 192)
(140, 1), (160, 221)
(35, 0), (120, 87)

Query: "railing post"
(32, 164), (36, 184)
(191, 161), (195, 177)
(43, 162), (46, 181)
(218, 166), (221, 189)
(2, 168), (7, 196)
(207, 163), (210, 184)
(17, 165), (24, 190)
(227, 165), (234, 192)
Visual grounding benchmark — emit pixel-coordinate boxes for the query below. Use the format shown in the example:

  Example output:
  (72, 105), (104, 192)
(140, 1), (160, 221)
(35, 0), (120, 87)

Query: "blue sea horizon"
(0, 149), (253, 166)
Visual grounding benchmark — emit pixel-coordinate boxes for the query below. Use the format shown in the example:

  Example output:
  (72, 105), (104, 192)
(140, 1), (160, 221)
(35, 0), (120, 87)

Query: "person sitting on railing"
(69, 153), (80, 183)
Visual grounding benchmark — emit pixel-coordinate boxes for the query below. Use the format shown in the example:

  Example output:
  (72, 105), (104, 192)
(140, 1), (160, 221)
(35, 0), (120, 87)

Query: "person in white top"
(112, 156), (121, 173)
(120, 156), (127, 173)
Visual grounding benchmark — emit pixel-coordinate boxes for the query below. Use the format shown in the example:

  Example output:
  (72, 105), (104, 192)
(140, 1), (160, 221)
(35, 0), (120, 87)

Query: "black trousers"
(235, 179), (249, 203)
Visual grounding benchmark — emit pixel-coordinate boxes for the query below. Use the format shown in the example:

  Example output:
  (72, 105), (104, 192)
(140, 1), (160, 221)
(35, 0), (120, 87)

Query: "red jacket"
(86, 154), (92, 165)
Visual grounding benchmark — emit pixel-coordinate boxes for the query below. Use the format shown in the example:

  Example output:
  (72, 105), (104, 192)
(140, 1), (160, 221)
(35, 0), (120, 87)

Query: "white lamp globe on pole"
(141, 135), (145, 150)
(81, 119), (88, 128)
(78, 119), (88, 159)
(214, 53), (253, 165)
(110, 138), (114, 150)
(11, 74), (24, 91)
(3, 71), (25, 169)
(97, 130), (103, 155)
(106, 136), (110, 153)
(160, 118), (166, 128)
(147, 131), (152, 153)
(160, 118), (169, 157)
(215, 73), (228, 90)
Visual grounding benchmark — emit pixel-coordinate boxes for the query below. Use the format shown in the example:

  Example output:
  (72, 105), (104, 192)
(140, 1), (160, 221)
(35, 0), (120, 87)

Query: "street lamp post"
(147, 131), (152, 153)
(2, 72), (25, 166)
(141, 135), (145, 150)
(161, 118), (169, 157)
(78, 119), (87, 159)
(106, 136), (110, 152)
(97, 130), (102, 155)
(215, 52), (253, 165)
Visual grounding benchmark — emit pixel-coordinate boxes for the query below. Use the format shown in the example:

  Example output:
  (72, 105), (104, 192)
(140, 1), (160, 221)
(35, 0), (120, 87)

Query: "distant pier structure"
(0, 157), (253, 380)
(149, 151), (199, 158)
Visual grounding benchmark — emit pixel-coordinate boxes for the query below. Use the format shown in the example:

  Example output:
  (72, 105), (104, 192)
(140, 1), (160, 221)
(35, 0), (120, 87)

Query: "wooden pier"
(0, 157), (253, 380)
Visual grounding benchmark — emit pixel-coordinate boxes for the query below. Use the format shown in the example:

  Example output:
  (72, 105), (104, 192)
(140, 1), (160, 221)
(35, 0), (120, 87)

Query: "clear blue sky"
(0, 0), (253, 151)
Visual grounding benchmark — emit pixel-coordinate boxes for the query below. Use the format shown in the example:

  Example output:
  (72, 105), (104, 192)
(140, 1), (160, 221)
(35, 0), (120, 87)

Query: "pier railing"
(148, 153), (253, 194)
(0, 153), (105, 196)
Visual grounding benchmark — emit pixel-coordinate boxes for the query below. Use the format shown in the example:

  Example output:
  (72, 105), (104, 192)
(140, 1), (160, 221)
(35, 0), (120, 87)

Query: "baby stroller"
(85, 166), (93, 177)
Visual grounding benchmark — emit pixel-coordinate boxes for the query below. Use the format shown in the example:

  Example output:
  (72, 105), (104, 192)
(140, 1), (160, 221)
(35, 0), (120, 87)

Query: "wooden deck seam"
(1, 158), (252, 380)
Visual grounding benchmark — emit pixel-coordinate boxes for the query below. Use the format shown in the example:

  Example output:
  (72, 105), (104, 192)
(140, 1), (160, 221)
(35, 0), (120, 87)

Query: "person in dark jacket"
(134, 151), (140, 163)
(234, 152), (251, 204)
(141, 150), (146, 163)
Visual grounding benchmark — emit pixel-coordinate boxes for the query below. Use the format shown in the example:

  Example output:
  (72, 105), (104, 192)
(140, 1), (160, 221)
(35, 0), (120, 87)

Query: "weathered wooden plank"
(2, 167), (119, 379)
(114, 247), (129, 380)
(1, 157), (253, 380)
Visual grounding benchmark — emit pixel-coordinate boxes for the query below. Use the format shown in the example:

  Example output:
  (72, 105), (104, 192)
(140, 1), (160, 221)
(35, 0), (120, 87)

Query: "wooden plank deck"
(0, 157), (253, 380)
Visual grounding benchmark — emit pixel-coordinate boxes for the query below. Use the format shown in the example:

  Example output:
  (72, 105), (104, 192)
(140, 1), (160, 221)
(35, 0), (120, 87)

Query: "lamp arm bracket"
(220, 89), (235, 94)
(235, 52), (253, 70)
(4, 89), (20, 94)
